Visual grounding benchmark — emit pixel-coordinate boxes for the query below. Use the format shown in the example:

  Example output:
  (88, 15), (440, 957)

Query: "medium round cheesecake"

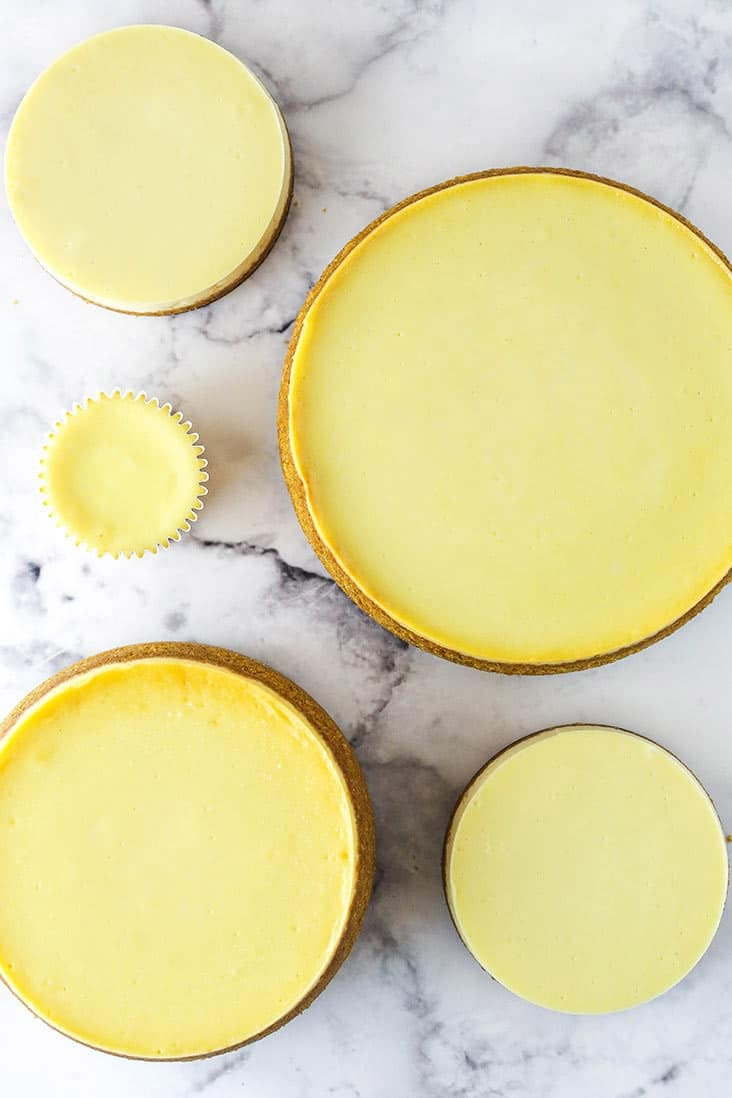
(444, 725), (728, 1013)
(5, 26), (292, 314)
(281, 168), (732, 671)
(0, 644), (374, 1058)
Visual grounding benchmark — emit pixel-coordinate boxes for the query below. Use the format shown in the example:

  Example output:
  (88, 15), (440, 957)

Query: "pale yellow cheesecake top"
(445, 725), (728, 1013)
(40, 393), (208, 557)
(0, 658), (357, 1057)
(5, 25), (291, 313)
(288, 171), (732, 666)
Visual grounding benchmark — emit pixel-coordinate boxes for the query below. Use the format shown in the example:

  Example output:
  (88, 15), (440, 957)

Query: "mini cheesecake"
(5, 26), (292, 314)
(444, 725), (728, 1013)
(40, 393), (208, 558)
(281, 168), (732, 672)
(0, 644), (374, 1059)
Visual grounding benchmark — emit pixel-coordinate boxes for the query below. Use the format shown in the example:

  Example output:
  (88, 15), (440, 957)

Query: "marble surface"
(3, 0), (732, 1094)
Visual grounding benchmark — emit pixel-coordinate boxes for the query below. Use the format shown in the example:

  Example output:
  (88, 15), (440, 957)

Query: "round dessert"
(281, 168), (732, 672)
(0, 644), (374, 1059)
(444, 725), (728, 1013)
(40, 392), (208, 558)
(5, 25), (292, 314)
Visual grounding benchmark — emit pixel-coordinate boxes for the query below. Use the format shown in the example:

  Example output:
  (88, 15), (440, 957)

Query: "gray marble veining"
(3, 1), (732, 1095)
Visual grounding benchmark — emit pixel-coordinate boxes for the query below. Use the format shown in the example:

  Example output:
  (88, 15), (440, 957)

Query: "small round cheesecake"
(41, 393), (208, 558)
(282, 168), (732, 671)
(5, 26), (292, 314)
(444, 725), (728, 1013)
(0, 645), (373, 1058)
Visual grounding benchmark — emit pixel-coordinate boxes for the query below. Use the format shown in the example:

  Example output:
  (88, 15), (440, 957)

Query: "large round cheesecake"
(281, 168), (732, 671)
(0, 644), (373, 1058)
(444, 725), (728, 1013)
(5, 26), (292, 314)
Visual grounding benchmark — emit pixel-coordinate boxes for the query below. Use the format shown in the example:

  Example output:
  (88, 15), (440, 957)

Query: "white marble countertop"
(3, 1), (732, 1095)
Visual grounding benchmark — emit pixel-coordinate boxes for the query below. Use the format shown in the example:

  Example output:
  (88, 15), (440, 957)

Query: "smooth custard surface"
(0, 659), (357, 1057)
(289, 172), (732, 665)
(5, 25), (290, 312)
(445, 726), (728, 1013)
